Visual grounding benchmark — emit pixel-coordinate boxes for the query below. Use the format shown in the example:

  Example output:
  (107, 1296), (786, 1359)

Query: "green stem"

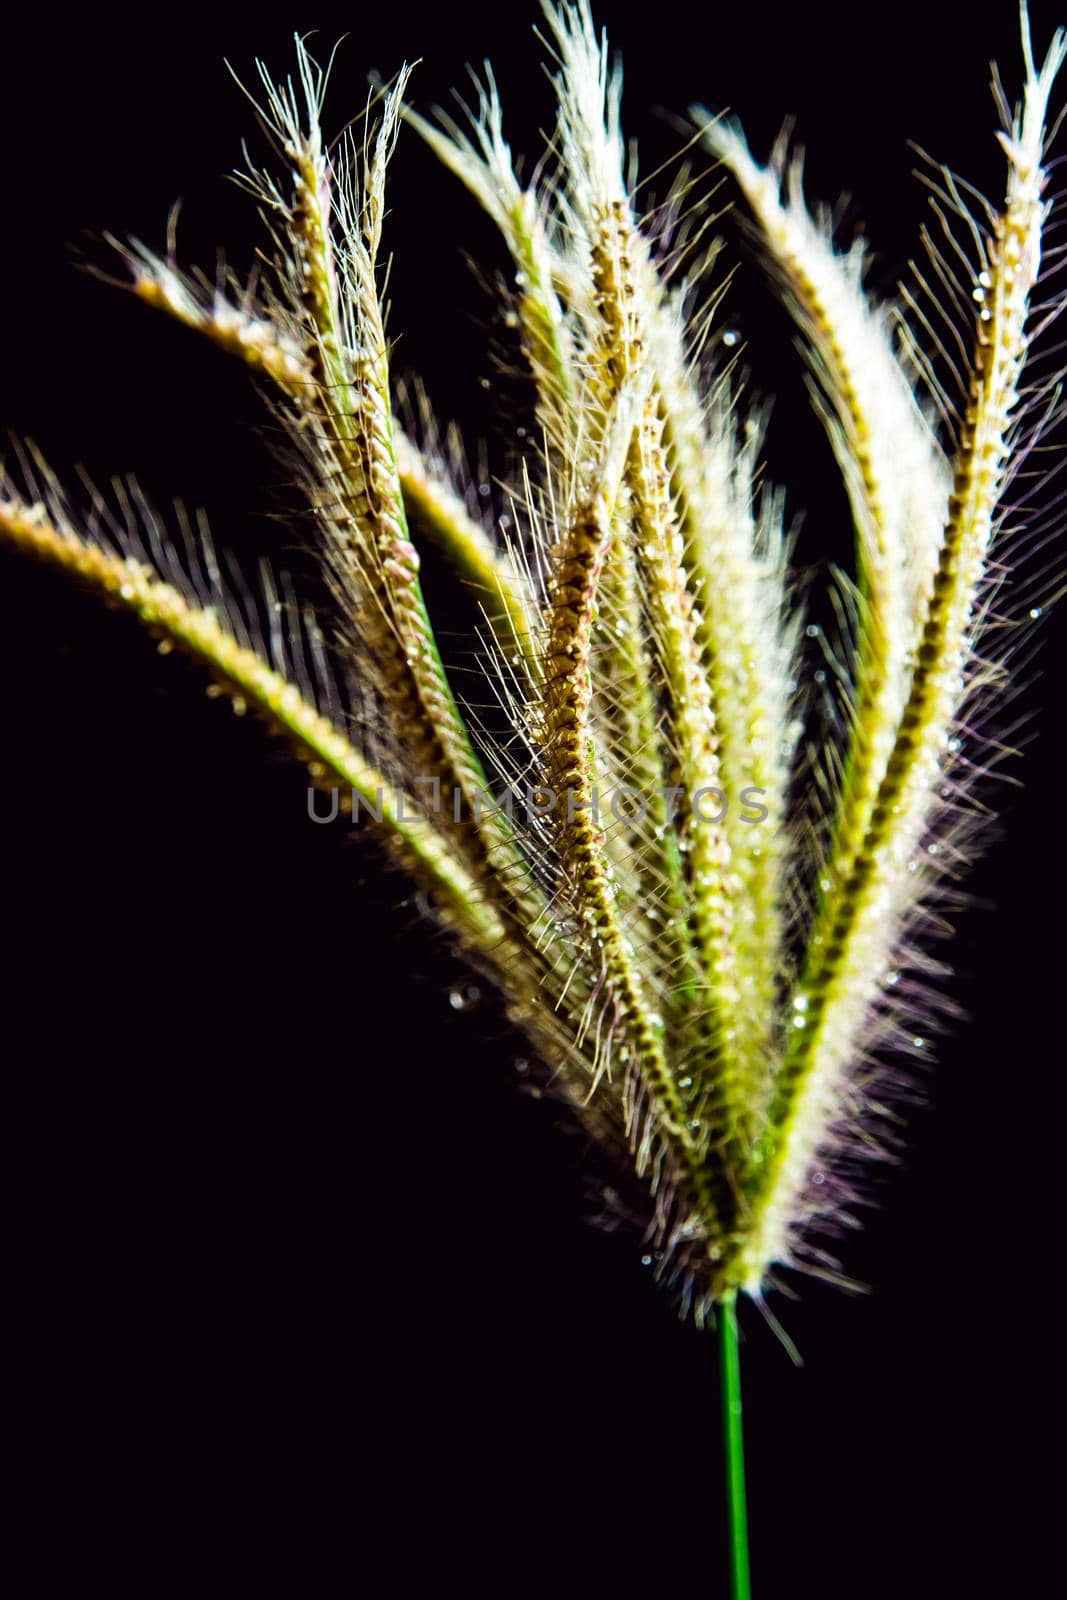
(718, 1292), (752, 1600)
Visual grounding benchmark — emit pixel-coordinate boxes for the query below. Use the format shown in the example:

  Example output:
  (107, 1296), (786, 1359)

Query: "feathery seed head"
(2, 1), (1063, 1325)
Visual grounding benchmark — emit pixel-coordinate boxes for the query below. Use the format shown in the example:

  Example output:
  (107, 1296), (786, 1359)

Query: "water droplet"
(805, 624), (821, 638)
(478, 482), (491, 498)
(1030, 606), (1043, 620)
(722, 328), (740, 348)
(811, 1171), (826, 1187)
(448, 982), (481, 1012)
(514, 1056), (530, 1075)
(912, 1035), (926, 1050)
(640, 1253), (653, 1267)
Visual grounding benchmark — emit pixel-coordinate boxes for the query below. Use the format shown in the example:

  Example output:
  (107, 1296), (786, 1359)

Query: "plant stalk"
(718, 1292), (751, 1600)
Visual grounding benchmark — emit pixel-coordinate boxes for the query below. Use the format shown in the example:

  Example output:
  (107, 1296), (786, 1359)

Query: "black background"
(3, 3), (1064, 1594)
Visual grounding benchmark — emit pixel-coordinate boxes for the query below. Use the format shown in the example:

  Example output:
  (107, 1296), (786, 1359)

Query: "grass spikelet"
(730, 14), (1066, 1291)
(0, 472), (505, 953)
(695, 113), (952, 941)
(404, 80), (578, 458)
